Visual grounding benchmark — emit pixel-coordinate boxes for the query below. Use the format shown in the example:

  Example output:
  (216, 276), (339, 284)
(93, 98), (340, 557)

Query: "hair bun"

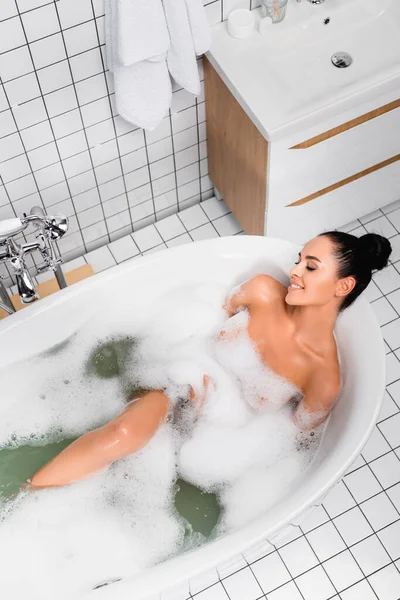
(358, 233), (392, 271)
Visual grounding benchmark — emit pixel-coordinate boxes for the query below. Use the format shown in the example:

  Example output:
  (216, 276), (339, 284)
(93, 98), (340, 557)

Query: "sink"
(207, 0), (400, 139)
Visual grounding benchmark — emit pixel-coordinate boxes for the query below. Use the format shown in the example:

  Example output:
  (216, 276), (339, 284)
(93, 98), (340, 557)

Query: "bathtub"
(0, 235), (385, 600)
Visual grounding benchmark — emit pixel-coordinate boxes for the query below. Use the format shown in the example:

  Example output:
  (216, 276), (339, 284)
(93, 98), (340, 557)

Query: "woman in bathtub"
(29, 230), (392, 489)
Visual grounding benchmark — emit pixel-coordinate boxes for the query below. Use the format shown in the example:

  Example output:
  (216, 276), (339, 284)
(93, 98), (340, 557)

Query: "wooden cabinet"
(204, 57), (400, 243)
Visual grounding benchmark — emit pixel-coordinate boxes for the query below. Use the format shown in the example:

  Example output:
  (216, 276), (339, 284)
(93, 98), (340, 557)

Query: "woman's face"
(286, 235), (353, 308)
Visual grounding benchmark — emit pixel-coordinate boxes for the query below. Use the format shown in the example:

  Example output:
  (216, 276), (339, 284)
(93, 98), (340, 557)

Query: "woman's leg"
(30, 390), (170, 490)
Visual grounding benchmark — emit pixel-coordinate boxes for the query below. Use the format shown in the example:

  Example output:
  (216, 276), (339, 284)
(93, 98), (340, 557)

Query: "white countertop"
(206, 0), (400, 141)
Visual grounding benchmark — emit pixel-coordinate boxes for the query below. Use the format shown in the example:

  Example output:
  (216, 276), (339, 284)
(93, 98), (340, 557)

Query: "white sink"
(207, 0), (400, 139)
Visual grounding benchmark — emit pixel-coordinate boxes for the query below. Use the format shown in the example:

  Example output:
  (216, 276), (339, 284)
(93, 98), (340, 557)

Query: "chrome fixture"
(0, 207), (69, 314)
(331, 52), (353, 68)
(297, 0), (326, 4)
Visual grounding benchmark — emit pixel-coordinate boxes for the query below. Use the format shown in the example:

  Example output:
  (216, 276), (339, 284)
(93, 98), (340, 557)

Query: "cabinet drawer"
(269, 104), (400, 209)
(266, 158), (400, 244)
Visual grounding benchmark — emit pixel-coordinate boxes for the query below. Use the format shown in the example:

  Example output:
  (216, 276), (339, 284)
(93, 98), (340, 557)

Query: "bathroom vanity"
(205, 0), (400, 243)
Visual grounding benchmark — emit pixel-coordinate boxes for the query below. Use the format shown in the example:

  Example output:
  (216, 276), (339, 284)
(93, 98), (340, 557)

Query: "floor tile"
(322, 481), (356, 518)
(323, 550), (364, 592)
(387, 483), (400, 512)
(178, 204), (209, 230)
(212, 213), (242, 236)
(190, 569), (219, 595)
(387, 288), (400, 316)
(387, 207), (400, 231)
(363, 280), (383, 302)
(299, 505), (330, 533)
(85, 245), (116, 273)
(190, 222), (219, 241)
(306, 522), (346, 562)
(108, 235), (139, 263)
(386, 352), (400, 385)
(373, 265), (400, 295)
(361, 426), (391, 462)
(242, 540), (274, 564)
(194, 582), (229, 600)
(360, 491), (399, 531)
(369, 452), (400, 489)
(364, 215), (397, 238)
(278, 536), (319, 578)
(368, 563), (400, 600)
(351, 534), (392, 576)
(295, 565), (336, 600)
(250, 551), (291, 594)
(266, 580), (303, 600)
(132, 224), (164, 251)
(387, 380), (400, 408)
(379, 412), (400, 449)
(344, 465), (382, 503)
(222, 567), (262, 600)
(382, 317), (400, 351)
(166, 233), (193, 248)
(201, 197), (230, 220)
(155, 214), (186, 241)
(334, 506), (373, 547)
(370, 296), (398, 326)
(339, 579), (378, 600)
(377, 520), (400, 561)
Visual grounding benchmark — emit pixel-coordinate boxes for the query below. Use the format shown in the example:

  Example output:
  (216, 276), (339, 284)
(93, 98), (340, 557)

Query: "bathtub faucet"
(0, 207), (69, 313)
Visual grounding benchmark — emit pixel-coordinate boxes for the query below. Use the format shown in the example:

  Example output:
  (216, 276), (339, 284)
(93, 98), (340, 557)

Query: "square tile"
(81, 98), (111, 129)
(130, 200), (154, 224)
(27, 142), (59, 171)
(107, 213), (131, 236)
(0, 132), (23, 162)
(379, 412), (400, 449)
(173, 125), (198, 152)
(278, 536), (318, 578)
(373, 265), (400, 295)
(177, 162), (200, 187)
(371, 297), (398, 326)
(364, 215), (397, 238)
(390, 235), (400, 263)
(387, 380), (400, 407)
(0, 17), (25, 54)
(11, 98), (44, 131)
(85, 245), (116, 273)
(108, 236), (139, 263)
(30, 33), (66, 69)
(386, 352), (400, 385)
(64, 20), (98, 56)
(57, 130), (87, 160)
(118, 129), (145, 156)
(0, 110), (16, 138)
(361, 426), (391, 462)
(70, 48), (103, 83)
(6, 173), (37, 201)
(323, 550), (364, 592)
(91, 139), (119, 167)
(95, 159), (122, 186)
(74, 188), (100, 212)
(295, 565), (336, 600)
(0, 0), (17, 21)
(0, 155), (28, 185)
(0, 46), (33, 82)
(334, 506), (374, 547)
(377, 520), (400, 560)
(76, 73), (107, 106)
(387, 288), (400, 316)
(195, 582), (229, 600)
(56, 0), (94, 29)
(344, 465), (382, 503)
(379, 391), (400, 422)
(132, 224), (163, 252)
(322, 481), (356, 518)
(149, 156), (174, 181)
(77, 204), (103, 229)
(382, 318), (400, 351)
(40, 180), (69, 206)
(382, 200), (400, 215)
(175, 144), (199, 170)
(34, 162), (65, 190)
(267, 581), (303, 600)
(69, 170), (96, 196)
(171, 106), (197, 133)
(363, 280), (382, 302)
(340, 579), (378, 600)
(178, 179), (201, 203)
(155, 214), (186, 241)
(147, 137), (173, 164)
(369, 451), (400, 489)
(351, 534), (391, 576)
(222, 567), (262, 600)
(128, 183), (153, 207)
(21, 120), (54, 151)
(17, 0), (53, 12)
(81, 220), (108, 245)
(166, 233), (193, 248)
(44, 86), (78, 118)
(201, 197), (230, 220)
(387, 483), (400, 512)
(368, 563), (400, 600)
(250, 551), (291, 594)
(85, 119), (116, 149)
(190, 222), (219, 241)
(361, 492), (399, 531)
(63, 151), (92, 178)
(5, 73), (40, 106)
(38, 61), (72, 95)
(51, 109), (83, 140)
(22, 4), (60, 43)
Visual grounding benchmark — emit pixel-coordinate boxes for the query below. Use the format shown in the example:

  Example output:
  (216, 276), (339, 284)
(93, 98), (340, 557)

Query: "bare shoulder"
(307, 360), (341, 408)
(247, 274), (287, 304)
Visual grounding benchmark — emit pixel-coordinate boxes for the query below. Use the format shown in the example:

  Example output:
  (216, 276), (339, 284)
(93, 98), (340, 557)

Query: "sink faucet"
(297, 0), (326, 3)
(0, 207), (69, 315)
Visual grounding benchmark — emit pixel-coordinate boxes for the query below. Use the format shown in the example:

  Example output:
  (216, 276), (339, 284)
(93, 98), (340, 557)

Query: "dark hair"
(319, 231), (392, 310)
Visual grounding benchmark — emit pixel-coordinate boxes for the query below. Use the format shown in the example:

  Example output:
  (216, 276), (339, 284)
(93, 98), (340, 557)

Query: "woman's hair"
(319, 231), (392, 310)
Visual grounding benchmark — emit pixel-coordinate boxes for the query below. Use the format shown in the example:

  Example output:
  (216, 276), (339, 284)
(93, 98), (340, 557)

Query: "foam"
(0, 279), (324, 598)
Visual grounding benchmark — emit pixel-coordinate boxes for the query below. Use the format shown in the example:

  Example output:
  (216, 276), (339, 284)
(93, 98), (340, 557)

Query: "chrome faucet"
(297, 0), (326, 4)
(0, 207), (69, 315)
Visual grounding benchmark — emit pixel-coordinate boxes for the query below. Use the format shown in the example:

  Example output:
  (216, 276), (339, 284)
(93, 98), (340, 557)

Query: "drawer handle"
(290, 99), (400, 150)
(287, 153), (400, 207)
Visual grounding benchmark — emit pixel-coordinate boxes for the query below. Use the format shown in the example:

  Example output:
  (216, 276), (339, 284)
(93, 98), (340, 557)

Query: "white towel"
(117, 0), (170, 66)
(105, 0), (171, 130)
(162, 0), (201, 96)
(114, 61), (172, 131)
(184, 0), (212, 57)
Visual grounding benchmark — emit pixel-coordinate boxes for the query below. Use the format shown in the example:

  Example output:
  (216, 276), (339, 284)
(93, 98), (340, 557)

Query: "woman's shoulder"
(247, 274), (287, 304)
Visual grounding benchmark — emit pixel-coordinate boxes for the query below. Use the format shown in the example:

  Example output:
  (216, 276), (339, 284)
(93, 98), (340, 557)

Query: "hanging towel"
(184, 0), (212, 57)
(162, 0), (201, 96)
(105, 0), (171, 130)
(114, 60), (172, 131)
(117, 0), (170, 66)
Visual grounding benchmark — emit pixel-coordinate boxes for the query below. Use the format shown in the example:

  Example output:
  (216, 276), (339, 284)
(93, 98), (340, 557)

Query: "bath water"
(0, 280), (323, 599)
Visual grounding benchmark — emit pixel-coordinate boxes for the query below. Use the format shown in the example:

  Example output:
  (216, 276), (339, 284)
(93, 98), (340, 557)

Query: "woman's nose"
(290, 264), (301, 278)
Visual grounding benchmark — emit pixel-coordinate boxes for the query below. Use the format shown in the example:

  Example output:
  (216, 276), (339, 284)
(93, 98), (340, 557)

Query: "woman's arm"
(30, 391), (170, 489)
(292, 374), (340, 431)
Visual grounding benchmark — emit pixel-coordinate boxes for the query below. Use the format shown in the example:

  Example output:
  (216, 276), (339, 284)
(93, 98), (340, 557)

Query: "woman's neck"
(288, 303), (338, 355)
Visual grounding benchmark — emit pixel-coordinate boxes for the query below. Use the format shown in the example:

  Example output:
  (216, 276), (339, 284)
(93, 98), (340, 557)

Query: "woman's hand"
(189, 374), (211, 414)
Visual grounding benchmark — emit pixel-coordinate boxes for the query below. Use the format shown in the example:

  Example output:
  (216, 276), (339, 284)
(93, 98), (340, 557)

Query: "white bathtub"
(0, 236), (386, 600)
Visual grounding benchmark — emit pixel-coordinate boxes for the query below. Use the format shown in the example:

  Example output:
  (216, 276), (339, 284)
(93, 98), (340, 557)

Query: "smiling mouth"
(288, 283), (304, 290)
